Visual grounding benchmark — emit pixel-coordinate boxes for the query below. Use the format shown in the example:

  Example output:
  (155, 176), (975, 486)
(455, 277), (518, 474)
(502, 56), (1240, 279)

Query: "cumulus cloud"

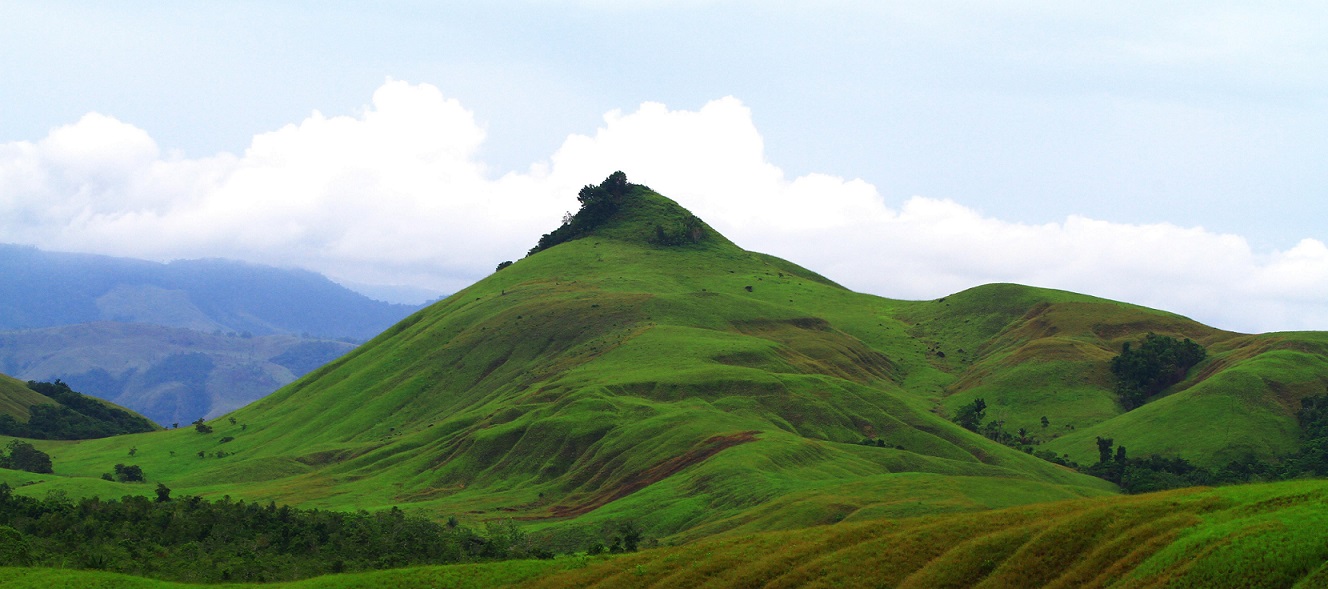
(1, 80), (1325, 333)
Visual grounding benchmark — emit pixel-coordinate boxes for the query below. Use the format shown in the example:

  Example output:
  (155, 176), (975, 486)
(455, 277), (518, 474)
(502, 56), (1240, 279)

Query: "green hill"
(0, 376), (158, 439)
(0, 374), (54, 421)
(7, 180), (1113, 536)
(7, 175), (1328, 586)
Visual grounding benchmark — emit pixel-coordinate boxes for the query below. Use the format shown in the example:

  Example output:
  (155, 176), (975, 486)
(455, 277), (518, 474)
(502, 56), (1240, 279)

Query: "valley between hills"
(3, 175), (1328, 587)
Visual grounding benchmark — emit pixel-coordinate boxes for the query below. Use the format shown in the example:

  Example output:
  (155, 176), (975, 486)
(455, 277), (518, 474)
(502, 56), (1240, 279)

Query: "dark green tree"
(1109, 334), (1206, 409)
(113, 464), (144, 482)
(1, 440), (53, 474)
(1096, 437), (1114, 464)
(953, 398), (987, 432)
(527, 172), (635, 256)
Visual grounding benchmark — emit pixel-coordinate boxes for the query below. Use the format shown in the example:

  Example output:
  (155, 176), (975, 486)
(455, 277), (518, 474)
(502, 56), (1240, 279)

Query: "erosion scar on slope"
(550, 430), (760, 517)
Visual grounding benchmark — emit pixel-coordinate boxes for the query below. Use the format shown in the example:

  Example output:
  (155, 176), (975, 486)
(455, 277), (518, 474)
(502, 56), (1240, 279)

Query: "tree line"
(0, 484), (561, 583)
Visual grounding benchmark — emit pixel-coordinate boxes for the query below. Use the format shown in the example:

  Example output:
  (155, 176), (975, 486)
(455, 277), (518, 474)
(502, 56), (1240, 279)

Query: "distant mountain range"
(0, 243), (422, 340)
(0, 244), (426, 424)
(0, 323), (356, 425)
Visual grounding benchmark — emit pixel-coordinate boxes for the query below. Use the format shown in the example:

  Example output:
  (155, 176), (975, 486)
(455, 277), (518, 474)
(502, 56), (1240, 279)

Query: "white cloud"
(1, 80), (1325, 333)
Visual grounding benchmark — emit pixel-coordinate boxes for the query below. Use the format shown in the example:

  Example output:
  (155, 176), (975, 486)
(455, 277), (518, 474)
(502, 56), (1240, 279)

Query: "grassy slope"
(512, 479), (1328, 589)
(8, 185), (1328, 589)
(0, 373), (54, 421)
(10, 187), (1111, 544)
(911, 284), (1328, 467)
(6, 479), (1327, 589)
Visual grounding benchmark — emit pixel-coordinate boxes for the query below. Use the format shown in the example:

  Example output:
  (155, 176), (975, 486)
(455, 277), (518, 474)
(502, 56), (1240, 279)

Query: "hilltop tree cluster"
(0, 380), (157, 440)
(0, 485), (552, 582)
(1110, 334), (1206, 409)
(527, 171), (633, 256)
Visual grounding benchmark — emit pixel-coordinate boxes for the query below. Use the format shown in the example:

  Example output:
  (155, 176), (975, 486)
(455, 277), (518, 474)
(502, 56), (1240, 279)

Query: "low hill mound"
(0, 376), (157, 439)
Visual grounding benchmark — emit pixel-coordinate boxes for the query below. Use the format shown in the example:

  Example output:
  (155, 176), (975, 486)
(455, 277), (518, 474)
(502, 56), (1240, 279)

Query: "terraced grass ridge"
(4, 177), (1328, 585)
(4, 480), (1327, 588)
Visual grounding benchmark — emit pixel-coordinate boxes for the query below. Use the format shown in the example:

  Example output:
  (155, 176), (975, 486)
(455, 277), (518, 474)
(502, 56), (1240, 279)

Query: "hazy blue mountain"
(0, 243), (425, 424)
(0, 323), (357, 425)
(0, 243), (422, 340)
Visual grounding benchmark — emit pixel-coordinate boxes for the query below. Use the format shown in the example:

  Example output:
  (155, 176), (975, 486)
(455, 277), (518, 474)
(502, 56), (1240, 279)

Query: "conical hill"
(25, 176), (1328, 547)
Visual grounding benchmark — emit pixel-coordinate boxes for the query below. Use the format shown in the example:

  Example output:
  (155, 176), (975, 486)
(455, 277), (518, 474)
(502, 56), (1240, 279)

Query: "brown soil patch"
(549, 430), (759, 517)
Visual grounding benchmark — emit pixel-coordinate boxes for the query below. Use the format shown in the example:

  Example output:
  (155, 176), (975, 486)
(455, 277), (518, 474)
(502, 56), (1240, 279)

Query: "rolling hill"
(4, 175), (1328, 586)
(0, 373), (157, 439)
(0, 373), (53, 421)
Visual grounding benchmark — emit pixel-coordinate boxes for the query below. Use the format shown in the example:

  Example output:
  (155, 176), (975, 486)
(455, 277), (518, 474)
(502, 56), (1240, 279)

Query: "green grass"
(9, 185), (1328, 586)
(0, 374), (56, 421)
(508, 479), (1328, 589)
(0, 558), (575, 589)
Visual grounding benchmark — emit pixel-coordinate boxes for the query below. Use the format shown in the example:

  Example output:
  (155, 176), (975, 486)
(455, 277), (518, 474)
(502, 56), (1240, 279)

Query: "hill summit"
(523, 171), (726, 258)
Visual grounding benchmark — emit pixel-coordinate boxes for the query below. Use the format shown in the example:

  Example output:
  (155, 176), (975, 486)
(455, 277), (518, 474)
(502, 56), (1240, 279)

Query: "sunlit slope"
(5, 480), (1326, 589)
(910, 283), (1328, 467)
(30, 186), (1111, 538)
(514, 479), (1328, 589)
(0, 373), (54, 421)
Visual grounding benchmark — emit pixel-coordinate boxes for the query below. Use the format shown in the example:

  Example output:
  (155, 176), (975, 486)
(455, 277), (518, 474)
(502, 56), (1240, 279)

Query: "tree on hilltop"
(527, 171), (634, 256)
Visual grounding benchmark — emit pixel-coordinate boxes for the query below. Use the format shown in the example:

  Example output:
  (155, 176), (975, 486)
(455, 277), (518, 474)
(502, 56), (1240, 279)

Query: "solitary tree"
(1096, 437), (1115, 464)
(953, 398), (987, 432)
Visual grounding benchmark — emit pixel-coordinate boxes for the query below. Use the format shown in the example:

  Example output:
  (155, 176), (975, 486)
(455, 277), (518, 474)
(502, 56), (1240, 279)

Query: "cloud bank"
(2, 80), (1324, 333)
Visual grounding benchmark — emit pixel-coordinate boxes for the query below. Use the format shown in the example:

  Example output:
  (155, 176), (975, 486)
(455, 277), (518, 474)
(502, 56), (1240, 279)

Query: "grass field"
(5, 479), (1326, 588)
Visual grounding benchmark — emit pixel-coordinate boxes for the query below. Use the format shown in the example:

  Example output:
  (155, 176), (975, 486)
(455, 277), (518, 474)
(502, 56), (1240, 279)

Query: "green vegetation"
(0, 482), (558, 583)
(7, 480), (1320, 588)
(527, 171), (635, 256)
(1110, 333), (1206, 408)
(0, 381), (157, 440)
(5, 175), (1328, 587)
(0, 441), (52, 474)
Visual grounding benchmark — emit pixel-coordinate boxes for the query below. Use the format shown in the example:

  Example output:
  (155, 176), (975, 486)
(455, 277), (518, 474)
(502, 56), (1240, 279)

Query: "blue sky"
(3, 1), (1327, 332)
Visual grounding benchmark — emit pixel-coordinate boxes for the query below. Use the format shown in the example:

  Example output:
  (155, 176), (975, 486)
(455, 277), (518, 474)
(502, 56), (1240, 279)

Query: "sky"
(2, 1), (1327, 333)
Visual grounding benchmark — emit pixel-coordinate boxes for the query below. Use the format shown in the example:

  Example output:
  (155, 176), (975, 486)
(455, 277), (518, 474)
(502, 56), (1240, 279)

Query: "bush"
(0, 440), (53, 474)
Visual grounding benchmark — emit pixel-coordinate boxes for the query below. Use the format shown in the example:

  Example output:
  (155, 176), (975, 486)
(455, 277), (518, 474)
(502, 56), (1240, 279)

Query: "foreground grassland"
(5, 479), (1327, 588)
